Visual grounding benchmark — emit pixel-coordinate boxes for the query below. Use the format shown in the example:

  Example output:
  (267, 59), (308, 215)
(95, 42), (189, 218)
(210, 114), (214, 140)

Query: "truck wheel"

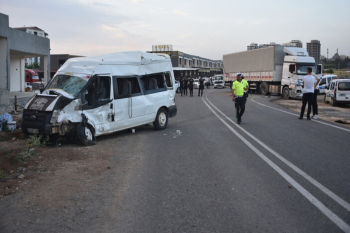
(153, 108), (168, 130)
(77, 123), (96, 146)
(331, 97), (337, 107)
(260, 82), (268, 96)
(282, 87), (290, 100)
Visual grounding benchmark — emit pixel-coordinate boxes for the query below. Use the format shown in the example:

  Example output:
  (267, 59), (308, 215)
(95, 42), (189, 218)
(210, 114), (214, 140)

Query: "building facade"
(14, 27), (48, 66)
(0, 13), (50, 105)
(248, 40), (303, 51)
(148, 45), (223, 80)
(282, 40), (302, 48)
(307, 40), (321, 64)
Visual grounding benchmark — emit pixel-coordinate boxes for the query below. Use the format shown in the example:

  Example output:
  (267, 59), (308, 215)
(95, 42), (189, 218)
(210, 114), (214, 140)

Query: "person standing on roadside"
(311, 73), (320, 119)
(188, 76), (194, 97)
(299, 67), (316, 120)
(183, 76), (188, 96)
(198, 76), (205, 97)
(231, 72), (248, 124)
(179, 76), (184, 96)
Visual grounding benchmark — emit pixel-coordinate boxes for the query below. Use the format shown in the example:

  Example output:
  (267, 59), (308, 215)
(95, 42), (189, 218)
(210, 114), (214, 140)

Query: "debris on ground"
(173, 130), (182, 138)
(335, 120), (350, 124)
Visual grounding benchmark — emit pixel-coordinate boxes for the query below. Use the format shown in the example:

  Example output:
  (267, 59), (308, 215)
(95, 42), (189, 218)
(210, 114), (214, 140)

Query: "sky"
(1, 0), (349, 60)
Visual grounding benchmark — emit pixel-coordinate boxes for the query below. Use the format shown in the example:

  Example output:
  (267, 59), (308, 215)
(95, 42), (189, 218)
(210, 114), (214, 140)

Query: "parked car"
(318, 75), (338, 94)
(324, 79), (350, 106)
(194, 79), (199, 89)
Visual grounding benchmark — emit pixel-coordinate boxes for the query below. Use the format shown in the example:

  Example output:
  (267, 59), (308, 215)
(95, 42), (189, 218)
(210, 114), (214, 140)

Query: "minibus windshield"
(46, 75), (88, 97)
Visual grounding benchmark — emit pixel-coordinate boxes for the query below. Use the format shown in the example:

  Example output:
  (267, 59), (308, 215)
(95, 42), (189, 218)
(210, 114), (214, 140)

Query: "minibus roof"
(57, 51), (173, 77)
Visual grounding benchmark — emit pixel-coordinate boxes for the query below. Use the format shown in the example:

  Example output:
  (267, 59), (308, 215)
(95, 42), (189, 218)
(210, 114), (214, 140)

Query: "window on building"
(34, 31), (37, 36)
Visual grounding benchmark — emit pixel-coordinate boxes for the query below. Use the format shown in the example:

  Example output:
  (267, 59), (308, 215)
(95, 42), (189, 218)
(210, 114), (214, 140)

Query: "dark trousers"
(183, 86), (188, 96)
(198, 87), (204, 96)
(180, 87), (184, 96)
(235, 97), (245, 122)
(189, 87), (193, 96)
(312, 89), (318, 115)
(300, 92), (314, 118)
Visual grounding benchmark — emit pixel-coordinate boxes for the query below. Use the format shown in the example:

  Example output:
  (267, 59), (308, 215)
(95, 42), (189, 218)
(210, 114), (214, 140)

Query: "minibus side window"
(114, 77), (141, 99)
(164, 72), (173, 88)
(140, 73), (167, 94)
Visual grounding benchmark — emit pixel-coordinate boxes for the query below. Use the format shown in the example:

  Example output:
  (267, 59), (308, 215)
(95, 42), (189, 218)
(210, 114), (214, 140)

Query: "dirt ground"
(0, 114), (144, 200)
(0, 116), (147, 231)
(272, 94), (350, 127)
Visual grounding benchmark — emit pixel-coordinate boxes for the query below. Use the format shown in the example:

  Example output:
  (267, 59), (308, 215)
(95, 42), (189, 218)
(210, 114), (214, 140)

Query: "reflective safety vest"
(232, 80), (248, 96)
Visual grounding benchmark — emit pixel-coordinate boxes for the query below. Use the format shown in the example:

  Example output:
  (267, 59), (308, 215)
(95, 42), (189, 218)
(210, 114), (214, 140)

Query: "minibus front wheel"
(77, 123), (96, 146)
(154, 108), (168, 130)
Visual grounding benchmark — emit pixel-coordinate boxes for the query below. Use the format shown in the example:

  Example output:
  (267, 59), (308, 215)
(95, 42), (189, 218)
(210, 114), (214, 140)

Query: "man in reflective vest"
(231, 72), (249, 124)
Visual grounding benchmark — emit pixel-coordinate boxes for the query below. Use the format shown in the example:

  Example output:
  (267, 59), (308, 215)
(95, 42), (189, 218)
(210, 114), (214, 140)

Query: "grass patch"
(5, 146), (36, 163)
(27, 134), (46, 147)
(324, 69), (350, 78)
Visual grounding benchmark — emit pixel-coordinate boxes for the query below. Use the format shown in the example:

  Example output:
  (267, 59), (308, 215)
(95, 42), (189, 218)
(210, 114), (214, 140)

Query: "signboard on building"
(152, 45), (173, 52)
(148, 51), (178, 58)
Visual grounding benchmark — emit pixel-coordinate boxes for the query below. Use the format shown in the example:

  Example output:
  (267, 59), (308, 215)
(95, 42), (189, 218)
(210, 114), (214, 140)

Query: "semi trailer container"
(223, 46), (322, 99)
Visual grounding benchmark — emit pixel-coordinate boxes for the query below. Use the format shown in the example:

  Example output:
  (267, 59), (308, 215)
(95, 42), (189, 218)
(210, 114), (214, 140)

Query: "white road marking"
(202, 95), (350, 233)
(205, 95), (350, 212)
(251, 97), (350, 133)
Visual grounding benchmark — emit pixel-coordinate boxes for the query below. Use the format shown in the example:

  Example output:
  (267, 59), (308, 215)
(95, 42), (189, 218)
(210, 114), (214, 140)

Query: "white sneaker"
(312, 115), (318, 119)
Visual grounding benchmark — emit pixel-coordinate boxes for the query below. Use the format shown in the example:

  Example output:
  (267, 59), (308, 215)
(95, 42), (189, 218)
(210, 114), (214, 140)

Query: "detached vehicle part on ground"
(21, 51), (177, 145)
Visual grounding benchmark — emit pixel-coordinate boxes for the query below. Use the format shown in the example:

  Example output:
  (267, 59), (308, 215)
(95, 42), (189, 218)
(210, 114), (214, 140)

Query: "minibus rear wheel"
(154, 108), (168, 130)
(77, 123), (96, 146)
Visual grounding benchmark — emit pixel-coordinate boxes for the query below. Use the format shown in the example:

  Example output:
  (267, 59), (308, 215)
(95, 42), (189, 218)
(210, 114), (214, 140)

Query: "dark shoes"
(298, 117), (303, 120)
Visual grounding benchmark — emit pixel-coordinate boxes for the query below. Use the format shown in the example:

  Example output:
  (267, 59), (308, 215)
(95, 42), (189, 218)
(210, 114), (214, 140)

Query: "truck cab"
(25, 69), (40, 84)
(281, 47), (321, 99)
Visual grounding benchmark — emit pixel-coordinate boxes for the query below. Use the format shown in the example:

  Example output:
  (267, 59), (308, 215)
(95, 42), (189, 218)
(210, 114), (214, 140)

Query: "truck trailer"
(223, 46), (322, 99)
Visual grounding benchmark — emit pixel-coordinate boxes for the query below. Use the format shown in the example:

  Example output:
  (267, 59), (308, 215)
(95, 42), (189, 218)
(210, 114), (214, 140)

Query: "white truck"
(223, 46), (322, 99)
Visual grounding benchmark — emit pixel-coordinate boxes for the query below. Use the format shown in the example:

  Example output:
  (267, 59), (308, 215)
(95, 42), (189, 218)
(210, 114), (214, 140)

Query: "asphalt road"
(112, 89), (350, 232)
(1, 88), (349, 232)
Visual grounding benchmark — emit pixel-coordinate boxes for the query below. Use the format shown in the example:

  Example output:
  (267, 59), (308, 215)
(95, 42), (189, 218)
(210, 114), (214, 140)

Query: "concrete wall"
(0, 37), (7, 89)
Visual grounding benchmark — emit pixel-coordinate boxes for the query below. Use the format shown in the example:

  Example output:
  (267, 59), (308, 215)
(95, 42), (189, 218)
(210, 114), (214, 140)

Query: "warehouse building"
(148, 45), (223, 80)
(0, 13), (50, 105)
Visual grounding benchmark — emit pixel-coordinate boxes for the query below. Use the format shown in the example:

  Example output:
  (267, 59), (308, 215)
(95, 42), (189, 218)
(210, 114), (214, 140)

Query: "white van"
(324, 79), (350, 106)
(318, 75), (338, 94)
(213, 75), (225, 88)
(21, 52), (177, 145)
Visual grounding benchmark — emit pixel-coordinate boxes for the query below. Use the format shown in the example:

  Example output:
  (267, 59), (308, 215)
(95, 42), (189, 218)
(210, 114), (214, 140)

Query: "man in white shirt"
(311, 73), (321, 119)
(299, 67), (316, 120)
